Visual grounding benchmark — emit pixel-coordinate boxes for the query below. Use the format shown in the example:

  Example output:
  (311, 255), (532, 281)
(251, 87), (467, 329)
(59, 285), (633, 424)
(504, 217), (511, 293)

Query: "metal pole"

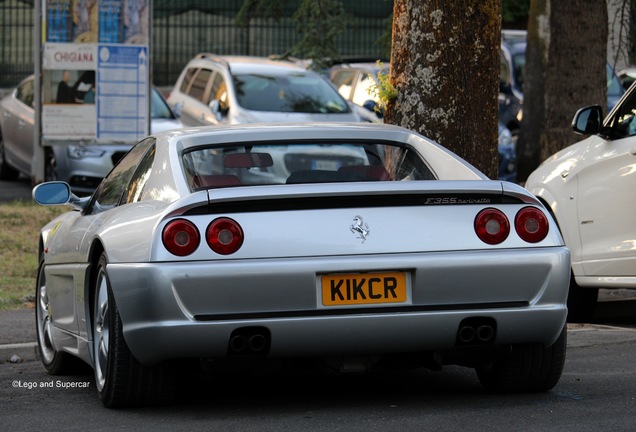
(32, 0), (44, 186)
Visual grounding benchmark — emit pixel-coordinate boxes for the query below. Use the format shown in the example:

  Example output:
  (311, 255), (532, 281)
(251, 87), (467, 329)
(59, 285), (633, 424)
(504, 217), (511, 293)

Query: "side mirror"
(571, 105), (603, 135)
(32, 181), (89, 211)
(208, 99), (224, 121)
(362, 100), (384, 119)
(33, 181), (71, 205)
(172, 101), (183, 118)
(362, 99), (377, 113)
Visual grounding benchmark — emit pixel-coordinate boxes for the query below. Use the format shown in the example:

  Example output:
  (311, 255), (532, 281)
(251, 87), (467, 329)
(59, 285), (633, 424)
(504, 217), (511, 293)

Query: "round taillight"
(515, 206), (549, 243)
(162, 219), (200, 256)
(474, 208), (510, 245)
(206, 217), (244, 255)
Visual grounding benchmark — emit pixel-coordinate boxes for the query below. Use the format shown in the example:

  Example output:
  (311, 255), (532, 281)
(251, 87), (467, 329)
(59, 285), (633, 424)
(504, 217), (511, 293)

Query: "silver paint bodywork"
(36, 123), (570, 367)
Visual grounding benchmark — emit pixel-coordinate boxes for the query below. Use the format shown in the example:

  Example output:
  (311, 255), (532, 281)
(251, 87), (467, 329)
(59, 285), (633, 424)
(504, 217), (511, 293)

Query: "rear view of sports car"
(33, 123), (570, 408)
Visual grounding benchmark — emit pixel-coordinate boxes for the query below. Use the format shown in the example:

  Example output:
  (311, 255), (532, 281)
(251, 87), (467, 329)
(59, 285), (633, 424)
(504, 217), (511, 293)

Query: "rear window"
(182, 142), (435, 190)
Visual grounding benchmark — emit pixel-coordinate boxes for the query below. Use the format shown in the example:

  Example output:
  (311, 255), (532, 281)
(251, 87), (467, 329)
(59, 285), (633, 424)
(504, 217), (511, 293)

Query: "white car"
(329, 61), (388, 123)
(167, 54), (361, 126)
(0, 75), (183, 193)
(525, 83), (636, 321)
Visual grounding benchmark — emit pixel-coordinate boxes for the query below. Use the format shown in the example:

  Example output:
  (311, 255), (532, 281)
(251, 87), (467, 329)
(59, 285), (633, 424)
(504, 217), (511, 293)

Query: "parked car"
(330, 61), (518, 181)
(166, 54), (360, 127)
(497, 121), (517, 182)
(0, 75), (183, 193)
(499, 30), (625, 135)
(499, 30), (526, 134)
(617, 67), (636, 90)
(329, 61), (388, 123)
(33, 122), (569, 407)
(525, 82), (636, 321)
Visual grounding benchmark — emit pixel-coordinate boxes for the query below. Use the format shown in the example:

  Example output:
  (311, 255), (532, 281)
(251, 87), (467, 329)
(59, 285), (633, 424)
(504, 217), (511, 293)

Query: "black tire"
(476, 325), (567, 393)
(35, 258), (84, 374)
(0, 134), (20, 180)
(566, 272), (598, 323)
(92, 253), (176, 408)
(44, 147), (58, 182)
(538, 202), (597, 323)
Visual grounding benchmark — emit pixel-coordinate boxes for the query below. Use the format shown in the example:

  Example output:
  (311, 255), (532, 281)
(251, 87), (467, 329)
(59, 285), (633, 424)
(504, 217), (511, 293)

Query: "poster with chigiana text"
(40, 0), (149, 142)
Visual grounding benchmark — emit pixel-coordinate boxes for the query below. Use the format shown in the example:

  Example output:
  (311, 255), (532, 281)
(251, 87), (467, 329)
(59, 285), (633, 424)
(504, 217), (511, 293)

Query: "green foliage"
(288, 0), (352, 70)
(370, 61), (396, 113)
(502, 0), (530, 24)
(236, 0), (290, 27)
(236, 0), (353, 70)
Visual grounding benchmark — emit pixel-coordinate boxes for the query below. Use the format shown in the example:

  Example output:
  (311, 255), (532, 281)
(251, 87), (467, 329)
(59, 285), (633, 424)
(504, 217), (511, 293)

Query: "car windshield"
(233, 73), (350, 113)
(182, 142), (435, 190)
(151, 88), (176, 119)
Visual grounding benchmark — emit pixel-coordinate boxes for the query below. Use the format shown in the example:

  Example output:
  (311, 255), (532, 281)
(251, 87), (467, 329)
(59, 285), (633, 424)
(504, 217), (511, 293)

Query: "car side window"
(179, 67), (198, 93)
(188, 68), (212, 102)
(331, 70), (355, 100)
(123, 143), (156, 204)
(16, 79), (35, 108)
(86, 138), (155, 215)
(609, 91), (636, 138)
(208, 72), (229, 113)
(351, 73), (376, 106)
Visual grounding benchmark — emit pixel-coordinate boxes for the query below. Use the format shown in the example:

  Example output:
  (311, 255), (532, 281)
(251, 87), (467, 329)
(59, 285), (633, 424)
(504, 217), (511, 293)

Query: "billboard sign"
(37, 0), (150, 144)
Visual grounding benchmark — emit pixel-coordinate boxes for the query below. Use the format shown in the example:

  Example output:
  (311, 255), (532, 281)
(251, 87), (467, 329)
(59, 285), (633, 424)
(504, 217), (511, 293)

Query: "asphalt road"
(1, 310), (635, 431)
(2, 176), (636, 430)
(0, 175), (32, 202)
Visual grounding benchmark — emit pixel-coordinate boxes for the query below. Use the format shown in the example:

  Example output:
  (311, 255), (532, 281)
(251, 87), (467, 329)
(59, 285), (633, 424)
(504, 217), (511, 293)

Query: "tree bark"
(517, 0), (608, 182)
(385, 0), (501, 179)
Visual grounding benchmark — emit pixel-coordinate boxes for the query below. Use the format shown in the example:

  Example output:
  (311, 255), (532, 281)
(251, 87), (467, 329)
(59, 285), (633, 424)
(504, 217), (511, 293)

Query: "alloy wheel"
(36, 269), (56, 364)
(93, 270), (110, 391)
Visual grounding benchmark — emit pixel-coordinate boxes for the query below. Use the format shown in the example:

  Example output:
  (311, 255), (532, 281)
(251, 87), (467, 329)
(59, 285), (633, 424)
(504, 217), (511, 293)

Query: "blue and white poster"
(96, 44), (149, 142)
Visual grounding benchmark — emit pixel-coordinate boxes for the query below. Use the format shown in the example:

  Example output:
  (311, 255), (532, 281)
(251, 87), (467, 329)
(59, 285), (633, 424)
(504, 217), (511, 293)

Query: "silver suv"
(167, 54), (361, 126)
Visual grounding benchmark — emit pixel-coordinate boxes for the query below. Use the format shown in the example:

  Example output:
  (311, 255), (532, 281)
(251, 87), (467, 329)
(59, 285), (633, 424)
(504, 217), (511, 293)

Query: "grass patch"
(0, 200), (68, 310)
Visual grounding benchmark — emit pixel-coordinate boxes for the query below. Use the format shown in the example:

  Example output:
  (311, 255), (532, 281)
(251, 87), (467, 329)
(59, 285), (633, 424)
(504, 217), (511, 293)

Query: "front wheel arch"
(86, 241), (105, 351)
(35, 248), (87, 374)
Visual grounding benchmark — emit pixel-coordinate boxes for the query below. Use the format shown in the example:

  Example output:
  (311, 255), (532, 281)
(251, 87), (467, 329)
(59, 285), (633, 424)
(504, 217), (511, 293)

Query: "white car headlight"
(67, 145), (106, 159)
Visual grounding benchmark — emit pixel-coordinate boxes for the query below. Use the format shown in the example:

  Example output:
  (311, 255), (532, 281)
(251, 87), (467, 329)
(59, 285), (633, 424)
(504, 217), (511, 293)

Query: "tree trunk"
(517, 0), (607, 183)
(385, 0), (501, 179)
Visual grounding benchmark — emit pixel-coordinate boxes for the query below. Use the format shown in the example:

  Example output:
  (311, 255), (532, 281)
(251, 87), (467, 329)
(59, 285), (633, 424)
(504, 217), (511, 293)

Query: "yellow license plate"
(321, 272), (408, 306)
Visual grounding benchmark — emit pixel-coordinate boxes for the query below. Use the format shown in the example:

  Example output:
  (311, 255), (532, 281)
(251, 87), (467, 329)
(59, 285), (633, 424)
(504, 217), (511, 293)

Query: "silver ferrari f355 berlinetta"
(32, 122), (570, 407)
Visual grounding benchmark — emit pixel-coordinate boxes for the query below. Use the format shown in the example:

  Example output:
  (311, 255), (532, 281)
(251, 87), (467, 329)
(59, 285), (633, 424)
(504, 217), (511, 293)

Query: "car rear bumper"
(106, 247), (570, 365)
